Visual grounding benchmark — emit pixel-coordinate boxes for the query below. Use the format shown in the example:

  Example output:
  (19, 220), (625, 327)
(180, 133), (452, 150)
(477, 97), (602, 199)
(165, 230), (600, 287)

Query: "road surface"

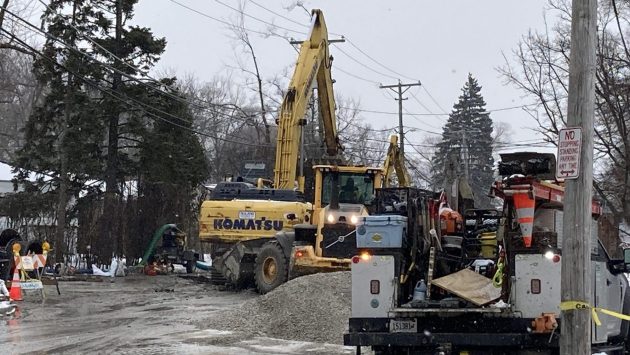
(0, 273), (355, 354)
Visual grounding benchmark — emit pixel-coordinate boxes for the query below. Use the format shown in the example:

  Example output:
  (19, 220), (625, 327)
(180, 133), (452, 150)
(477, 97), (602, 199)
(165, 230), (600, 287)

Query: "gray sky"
(0, 1), (558, 181)
(133, 0), (556, 152)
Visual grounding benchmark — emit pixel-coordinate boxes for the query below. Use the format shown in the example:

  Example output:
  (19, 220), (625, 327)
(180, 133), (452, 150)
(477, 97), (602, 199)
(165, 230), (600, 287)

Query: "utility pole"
(560, 0), (596, 354)
(379, 81), (422, 158)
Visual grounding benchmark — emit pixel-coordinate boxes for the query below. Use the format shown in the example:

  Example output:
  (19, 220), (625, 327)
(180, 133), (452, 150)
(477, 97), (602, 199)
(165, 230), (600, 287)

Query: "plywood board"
(431, 268), (501, 306)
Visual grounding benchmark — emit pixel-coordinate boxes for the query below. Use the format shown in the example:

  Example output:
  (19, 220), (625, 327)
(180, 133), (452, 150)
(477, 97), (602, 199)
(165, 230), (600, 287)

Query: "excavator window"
(322, 172), (375, 205)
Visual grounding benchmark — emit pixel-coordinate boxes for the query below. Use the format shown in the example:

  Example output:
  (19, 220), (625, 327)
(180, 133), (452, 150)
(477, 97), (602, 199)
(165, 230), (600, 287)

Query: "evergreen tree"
(15, 0), (108, 259)
(15, 0), (206, 260)
(133, 81), (208, 257)
(432, 74), (494, 208)
(91, 0), (166, 257)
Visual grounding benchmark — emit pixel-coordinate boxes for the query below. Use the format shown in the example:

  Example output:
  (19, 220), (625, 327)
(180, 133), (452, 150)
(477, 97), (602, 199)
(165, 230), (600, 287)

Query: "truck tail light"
(531, 279), (541, 294)
(370, 280), (380, 294)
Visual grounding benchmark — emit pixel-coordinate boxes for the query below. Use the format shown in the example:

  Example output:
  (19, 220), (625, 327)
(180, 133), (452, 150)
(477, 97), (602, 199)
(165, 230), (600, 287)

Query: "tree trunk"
(54, 0), (77, 262)
(101, 0), (123, 257)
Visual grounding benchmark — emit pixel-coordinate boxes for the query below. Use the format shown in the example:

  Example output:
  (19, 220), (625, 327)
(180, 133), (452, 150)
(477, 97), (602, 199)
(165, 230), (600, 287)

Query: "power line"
(344, 38), (418, 81)
(335, 46), (399, 81)
(0, 28), (271, 148)
(14, 3), (258, 123)
(335, 102), (541, 116)
(213, 0), (308, 36)
(334, 66), (380, 85)
(168, 0), (289, 39)
(249, 0), (311, 29)
(380, 80), (423, 157)
(422, 86), (449, 114)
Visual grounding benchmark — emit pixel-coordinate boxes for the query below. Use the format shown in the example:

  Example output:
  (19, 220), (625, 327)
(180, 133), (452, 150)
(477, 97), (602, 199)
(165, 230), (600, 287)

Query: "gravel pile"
(199, 271), (351, 344)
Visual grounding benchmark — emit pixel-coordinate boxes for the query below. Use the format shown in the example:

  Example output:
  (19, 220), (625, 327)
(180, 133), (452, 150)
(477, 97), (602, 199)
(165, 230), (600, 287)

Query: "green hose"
(139, 224), (177, 266)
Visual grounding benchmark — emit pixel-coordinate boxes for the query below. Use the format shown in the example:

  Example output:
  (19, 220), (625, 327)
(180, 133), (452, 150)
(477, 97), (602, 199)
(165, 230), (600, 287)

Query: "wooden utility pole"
(379, 81), (422, 158)
(560, 0), (597, 353)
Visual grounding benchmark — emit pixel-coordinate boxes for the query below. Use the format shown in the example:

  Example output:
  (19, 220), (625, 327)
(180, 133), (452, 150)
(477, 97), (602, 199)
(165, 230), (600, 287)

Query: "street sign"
(556, 127), (582, 179)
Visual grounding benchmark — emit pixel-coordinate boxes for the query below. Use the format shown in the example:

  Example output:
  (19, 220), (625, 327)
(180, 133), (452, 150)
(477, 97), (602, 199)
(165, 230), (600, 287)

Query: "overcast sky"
(133, 0), (557, 152)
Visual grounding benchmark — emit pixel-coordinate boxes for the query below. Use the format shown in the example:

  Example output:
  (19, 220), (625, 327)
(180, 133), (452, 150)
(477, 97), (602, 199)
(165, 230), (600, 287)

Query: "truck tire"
(254, 241), (288, 294)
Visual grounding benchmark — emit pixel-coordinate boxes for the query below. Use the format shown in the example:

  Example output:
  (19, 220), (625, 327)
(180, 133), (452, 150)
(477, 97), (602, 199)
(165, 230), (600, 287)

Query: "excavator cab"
(289, 165), (382, 278)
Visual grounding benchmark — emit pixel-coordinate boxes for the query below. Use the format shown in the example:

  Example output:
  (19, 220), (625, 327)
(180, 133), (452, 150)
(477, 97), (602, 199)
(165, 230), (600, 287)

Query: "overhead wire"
(422, 86), (449, 114)
(335, 46), (399, 81)
(0, 27), (271, 148)
(167, 0), (385, 106)
(213, 0), (308, 36)
(168, 0), (289, 39)
(34, 0), (256, 122)
(168, 2), (545, 123)
(249, 0), (312, 29)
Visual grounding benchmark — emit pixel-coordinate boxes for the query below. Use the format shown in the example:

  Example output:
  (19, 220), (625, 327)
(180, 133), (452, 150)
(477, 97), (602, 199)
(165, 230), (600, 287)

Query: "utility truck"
(344, 152), (630, 355)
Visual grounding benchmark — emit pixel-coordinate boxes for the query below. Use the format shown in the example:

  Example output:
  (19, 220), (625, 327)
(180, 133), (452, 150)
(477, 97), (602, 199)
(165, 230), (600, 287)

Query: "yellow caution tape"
(560, 301), (630, 326)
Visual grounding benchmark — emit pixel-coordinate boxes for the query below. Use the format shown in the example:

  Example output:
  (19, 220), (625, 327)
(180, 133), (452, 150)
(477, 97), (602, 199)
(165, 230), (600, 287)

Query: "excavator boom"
(274, 9), (341, 191)
(383, 135), (411, 187)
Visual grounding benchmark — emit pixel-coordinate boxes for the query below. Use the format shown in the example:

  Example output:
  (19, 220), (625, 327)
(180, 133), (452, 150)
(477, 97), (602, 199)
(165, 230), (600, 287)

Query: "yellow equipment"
(382, 135), (411, 188)
(199, 9), (383, 294)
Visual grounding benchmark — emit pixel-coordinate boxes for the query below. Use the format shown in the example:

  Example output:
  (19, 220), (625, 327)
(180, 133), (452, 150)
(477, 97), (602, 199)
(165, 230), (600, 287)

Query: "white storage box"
(356, 215), (407, 248)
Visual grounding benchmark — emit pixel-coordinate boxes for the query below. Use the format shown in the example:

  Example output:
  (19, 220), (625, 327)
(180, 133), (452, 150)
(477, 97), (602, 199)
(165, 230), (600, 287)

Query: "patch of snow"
(0, 162), (13, 180)
(200, 329), (233, 336)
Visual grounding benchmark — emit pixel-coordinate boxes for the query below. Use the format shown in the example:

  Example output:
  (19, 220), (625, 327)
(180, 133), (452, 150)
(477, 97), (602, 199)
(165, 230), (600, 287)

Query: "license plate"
(239, 211), (255, 219)
(389, 319), (417, 333)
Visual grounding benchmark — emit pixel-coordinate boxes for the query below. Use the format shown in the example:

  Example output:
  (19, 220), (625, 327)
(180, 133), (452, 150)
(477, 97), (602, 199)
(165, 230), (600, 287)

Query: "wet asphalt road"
(0, 274), (355, 355)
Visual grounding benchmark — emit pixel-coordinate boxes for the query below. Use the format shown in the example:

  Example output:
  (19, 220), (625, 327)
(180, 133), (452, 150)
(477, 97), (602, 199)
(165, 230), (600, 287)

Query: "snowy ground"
(0, 274), (356, 354)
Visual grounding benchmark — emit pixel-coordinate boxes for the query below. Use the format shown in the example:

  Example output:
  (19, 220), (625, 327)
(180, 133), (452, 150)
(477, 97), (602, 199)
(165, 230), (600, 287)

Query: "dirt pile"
(200, 271), (351, 344)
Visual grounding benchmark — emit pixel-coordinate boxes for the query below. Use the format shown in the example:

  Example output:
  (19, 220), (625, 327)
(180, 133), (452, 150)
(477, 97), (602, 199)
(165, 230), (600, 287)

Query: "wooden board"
(431, 268), (501, 306)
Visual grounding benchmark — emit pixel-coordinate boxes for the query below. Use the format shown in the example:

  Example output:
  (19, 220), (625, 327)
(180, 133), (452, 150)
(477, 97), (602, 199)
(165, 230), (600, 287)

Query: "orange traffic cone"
(9, 268), (23, 301)
(513, 192), (535, 247)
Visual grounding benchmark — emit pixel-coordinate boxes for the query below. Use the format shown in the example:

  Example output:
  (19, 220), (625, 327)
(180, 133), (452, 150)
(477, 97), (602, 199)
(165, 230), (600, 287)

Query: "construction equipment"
(199, 9), (383, 293)
(344, 152), (630, 354)
(382, 135), (411, 188)
(140, 224), (201, 274)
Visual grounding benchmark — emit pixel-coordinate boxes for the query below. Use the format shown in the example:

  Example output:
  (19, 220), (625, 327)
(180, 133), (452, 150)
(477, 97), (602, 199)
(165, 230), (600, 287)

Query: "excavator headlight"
(350, 215), (359, 224)
(327, 214), (335, 223)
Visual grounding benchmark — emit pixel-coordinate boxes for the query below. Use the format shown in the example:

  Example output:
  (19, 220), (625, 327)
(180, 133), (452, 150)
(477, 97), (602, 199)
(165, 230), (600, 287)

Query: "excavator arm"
(274, 9), (341, 191)
(383, 135), (411, 187)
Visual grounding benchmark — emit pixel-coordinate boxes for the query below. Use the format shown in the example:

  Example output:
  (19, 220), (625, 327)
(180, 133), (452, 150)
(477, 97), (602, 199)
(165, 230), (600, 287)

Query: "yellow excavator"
(382, 135), (411, 188)
(198, 9), (383, 293)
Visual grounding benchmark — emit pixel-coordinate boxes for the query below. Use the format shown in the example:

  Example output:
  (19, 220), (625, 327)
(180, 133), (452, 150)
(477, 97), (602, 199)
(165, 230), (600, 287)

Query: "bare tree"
(0, 0), (41, 161)
(228, 0), (273, 146)
(500, 0), (630, 226)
